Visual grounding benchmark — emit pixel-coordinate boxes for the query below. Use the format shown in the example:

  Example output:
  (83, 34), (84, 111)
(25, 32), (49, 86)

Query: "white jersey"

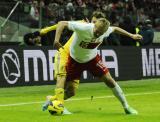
(68, 21), (113, 63)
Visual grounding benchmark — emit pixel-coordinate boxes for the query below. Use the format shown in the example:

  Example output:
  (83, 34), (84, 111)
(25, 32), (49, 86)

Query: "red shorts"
(66, 54), (109, 81)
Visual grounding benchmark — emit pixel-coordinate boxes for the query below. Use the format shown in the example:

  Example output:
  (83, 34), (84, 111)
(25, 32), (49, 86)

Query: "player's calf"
(64, 90), (75, 100)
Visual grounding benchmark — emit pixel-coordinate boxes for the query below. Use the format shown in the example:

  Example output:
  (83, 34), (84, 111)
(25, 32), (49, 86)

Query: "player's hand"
(131, 34), (143, 40)
(54, 41), (64, 50)
(84, 18), (89, 23)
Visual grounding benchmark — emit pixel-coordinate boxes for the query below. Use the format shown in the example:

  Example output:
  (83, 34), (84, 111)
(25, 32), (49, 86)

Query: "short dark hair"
(24, 33), (34, 45)
(92, 11), (106, 19)
(23, 31), (40, 45)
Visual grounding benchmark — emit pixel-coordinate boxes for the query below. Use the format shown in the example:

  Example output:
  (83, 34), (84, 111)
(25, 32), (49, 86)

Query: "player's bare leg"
(100, 72), (138, 115)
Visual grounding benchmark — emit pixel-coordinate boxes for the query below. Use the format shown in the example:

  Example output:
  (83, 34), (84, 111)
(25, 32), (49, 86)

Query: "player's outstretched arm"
(40, 24), (57, 35)
(54, 21), (68, 50)
(112, 26), (143, 40)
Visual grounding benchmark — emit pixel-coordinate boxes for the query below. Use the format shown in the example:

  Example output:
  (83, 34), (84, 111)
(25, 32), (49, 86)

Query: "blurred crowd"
(0, 0), (160, 46)
(24, 0), (160, 29)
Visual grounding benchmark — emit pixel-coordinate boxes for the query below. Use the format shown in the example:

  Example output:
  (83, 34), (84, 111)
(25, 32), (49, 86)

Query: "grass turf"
(0, 79), (160, 122)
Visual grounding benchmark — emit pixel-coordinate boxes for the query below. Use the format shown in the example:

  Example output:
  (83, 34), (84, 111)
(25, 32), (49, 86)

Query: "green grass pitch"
(0, 79), (160, 122)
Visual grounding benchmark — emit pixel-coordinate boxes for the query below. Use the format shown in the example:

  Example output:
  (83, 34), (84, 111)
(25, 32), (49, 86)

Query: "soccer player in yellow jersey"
(41, 12), (106, 112)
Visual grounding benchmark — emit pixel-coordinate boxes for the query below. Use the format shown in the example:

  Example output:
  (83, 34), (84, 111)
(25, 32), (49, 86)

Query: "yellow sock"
(55, 88), (64, 103)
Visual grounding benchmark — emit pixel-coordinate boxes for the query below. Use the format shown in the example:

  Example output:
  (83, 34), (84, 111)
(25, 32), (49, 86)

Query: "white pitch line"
(0, 91), (160, 107)
(0, 101), (43, 107)
(66, 91), (160, 101)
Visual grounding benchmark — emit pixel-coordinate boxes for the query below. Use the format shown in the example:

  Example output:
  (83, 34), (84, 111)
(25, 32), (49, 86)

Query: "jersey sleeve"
(103, 27), (114, 37)
(107, 27), (114, 35)
(40, 24), (57, 35)
(68, 21), (88, 32)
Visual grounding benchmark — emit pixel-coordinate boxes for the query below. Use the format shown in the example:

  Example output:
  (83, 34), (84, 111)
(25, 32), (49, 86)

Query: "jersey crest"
(79, 41), (101, 49)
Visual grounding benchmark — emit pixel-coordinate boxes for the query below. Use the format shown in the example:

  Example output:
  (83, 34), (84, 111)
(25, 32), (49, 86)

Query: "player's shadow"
(71, 110), (83, 114)
(72, 110), (124, 116)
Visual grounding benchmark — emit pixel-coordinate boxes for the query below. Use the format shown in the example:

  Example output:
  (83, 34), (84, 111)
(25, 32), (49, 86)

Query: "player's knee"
(101, 74), (116, 88)
(104, 81), (115, 88)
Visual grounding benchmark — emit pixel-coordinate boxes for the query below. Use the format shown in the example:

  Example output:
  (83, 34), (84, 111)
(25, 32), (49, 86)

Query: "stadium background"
(0, 1), (160, 122)
(0, 46), (160, 87)
(0, 0), (160, 45)
(0, 0), (160, 87)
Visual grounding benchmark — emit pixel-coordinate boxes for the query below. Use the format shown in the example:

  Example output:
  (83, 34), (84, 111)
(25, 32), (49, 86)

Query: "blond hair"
(98, 18), (110, 32)
(92, 11), (106, 19)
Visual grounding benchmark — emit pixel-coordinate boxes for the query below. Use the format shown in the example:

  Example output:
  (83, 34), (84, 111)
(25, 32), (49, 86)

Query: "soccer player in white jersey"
(42, 11), (106, 109)
(54, 18), (142, 115)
